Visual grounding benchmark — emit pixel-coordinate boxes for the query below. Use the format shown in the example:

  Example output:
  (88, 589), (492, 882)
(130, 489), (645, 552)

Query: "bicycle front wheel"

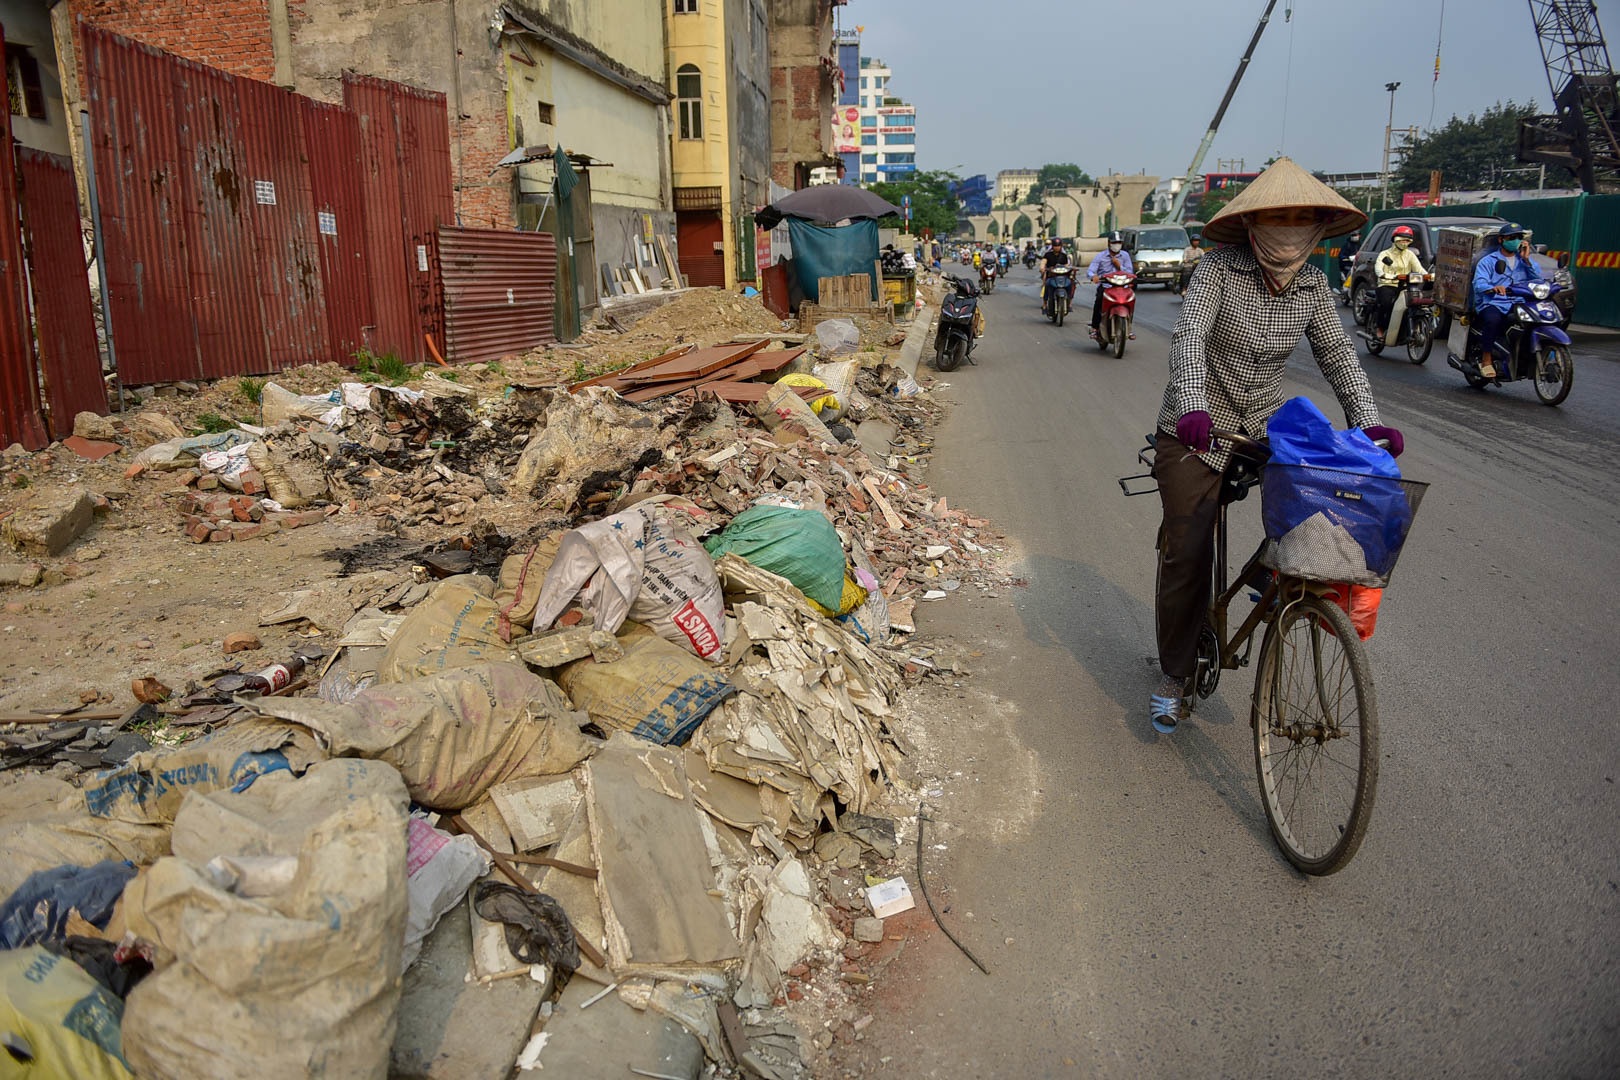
(1251, 594), (1378, 875)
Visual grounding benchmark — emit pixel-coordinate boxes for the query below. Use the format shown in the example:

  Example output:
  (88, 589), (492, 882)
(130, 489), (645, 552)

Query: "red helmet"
(1392, 225), (1416, 240)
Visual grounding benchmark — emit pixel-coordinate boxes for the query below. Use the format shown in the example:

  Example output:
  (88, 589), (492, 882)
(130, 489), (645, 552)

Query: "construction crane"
(1167, 0), (1281, 222)
(1517, 0), (1620, 193)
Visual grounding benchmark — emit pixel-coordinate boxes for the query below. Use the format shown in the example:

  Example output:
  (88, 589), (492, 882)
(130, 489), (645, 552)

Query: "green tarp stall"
(785, 219), (880, 304)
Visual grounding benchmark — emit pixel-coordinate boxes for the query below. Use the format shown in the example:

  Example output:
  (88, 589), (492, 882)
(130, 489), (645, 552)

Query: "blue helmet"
(1496, 222), (1525, 239)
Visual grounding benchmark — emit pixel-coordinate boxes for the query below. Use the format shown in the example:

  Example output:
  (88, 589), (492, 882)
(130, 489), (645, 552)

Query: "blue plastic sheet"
(785, 219), (879, 303)
(0, 861), (136, 949)
(1265, 397), (1400, 477)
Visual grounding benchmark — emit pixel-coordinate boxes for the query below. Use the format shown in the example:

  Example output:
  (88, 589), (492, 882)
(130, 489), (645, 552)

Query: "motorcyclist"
(1088, 231), (1136, 340)
(1471, 222), (1543, 379)
(1040, 237), (1072, 309)
(1372, 224), (1427, 337)
(1176, 234), (1203, 293)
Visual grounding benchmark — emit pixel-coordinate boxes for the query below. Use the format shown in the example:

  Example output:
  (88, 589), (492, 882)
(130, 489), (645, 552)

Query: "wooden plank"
(569, 344), (694, 391)
(615, 341), (768, 385)
(862, 475), (907, 532)
(693, 381), (826, 404)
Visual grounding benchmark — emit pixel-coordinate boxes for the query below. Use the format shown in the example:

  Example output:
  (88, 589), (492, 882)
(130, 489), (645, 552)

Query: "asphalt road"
(855, 263), (1620, 1077)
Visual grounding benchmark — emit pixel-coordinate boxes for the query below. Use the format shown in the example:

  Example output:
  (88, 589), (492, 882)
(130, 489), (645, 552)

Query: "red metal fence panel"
(300, 98), (372, 364)
(170, 50), (265, 382)
(16, 149), (104, 437)
(235, 77), (329, 370)
(83, 25), (201, 384)
(438, 227), (557, 363)
(343, 73), (453, 364)
(0, 24), (48, 451)
(82, 28), (453, 383)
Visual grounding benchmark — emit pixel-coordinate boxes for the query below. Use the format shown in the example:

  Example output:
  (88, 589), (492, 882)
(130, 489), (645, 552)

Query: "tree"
(1012, 215), (1033, 240)
(1038, 163), (1095, 190)
(866, 170), (961, 236)
(1191, 181), (1248, 221)
(1394, 101), (1577, 193)
(986, 220), (999, 237)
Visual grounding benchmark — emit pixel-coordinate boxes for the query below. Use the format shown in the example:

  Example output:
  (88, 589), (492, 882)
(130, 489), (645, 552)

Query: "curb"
(897, 307), (935, 380)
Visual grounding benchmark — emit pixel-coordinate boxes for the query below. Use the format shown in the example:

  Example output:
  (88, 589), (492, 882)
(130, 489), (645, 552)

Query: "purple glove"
(1362, 425), (1404, 458)
(1176, 410), (1213, 453)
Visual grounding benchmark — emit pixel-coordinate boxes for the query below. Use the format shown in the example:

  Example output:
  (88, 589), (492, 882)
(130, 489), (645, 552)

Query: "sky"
(843, 0), (1563, 187)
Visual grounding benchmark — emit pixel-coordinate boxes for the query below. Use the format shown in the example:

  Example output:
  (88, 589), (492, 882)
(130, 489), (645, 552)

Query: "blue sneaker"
(1149, 692), (1185, 734)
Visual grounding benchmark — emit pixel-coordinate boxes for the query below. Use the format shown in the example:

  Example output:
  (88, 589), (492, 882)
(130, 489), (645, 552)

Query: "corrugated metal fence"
(81, 26), (456, 381)
(438, 227), (557, 363)
(0, 22), (105, 449)
(1364, 195), (1620, 328)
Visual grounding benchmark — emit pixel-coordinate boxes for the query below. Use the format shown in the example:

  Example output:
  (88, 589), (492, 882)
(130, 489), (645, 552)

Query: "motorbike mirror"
(1557, 252), (1571, 268)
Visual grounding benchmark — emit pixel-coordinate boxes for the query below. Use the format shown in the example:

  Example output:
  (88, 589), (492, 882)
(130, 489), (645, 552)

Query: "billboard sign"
(832, 105), (861, 154)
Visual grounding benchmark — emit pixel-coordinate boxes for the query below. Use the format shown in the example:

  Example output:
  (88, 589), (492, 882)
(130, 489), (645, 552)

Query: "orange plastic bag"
(1322, 584), (1383, 640)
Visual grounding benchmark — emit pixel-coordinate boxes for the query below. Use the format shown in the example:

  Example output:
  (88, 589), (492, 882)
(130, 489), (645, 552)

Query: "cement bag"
(378, 574), (521, 682)
(532, 507), (726, 661)
(703, 504), (846, 614)
(0, 778), (167, 904)
(247, 662), (594, 811)
(492, 532), (564, 638)
(555, 623), (734, 746)
(750, 382), (837, 447)
(0, 947), (134, 1079)
(259, 382), (341, 427)
(120, 759), (410, 1080)
(80, 718), (325, 826)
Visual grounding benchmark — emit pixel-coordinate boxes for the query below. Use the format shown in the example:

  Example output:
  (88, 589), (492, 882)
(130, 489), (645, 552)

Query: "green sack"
(703, 505), (846, 613)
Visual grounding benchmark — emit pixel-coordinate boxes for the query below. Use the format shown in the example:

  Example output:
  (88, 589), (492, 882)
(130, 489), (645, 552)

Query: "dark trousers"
(1153, 431), (1223, 679)
(1475, 306), (1511, 362)
(1374, 284), (1400, 335)
(1089, 283), (1110, 328)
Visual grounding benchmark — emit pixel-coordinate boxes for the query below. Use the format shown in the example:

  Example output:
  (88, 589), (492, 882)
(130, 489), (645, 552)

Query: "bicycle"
(1120, 430), (1427, 875)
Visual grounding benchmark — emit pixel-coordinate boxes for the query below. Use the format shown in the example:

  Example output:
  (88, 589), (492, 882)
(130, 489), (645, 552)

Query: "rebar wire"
(1429, 0), (1447, 132)
(916, 806), (990, 975)
(1279, 2), (1297, 153)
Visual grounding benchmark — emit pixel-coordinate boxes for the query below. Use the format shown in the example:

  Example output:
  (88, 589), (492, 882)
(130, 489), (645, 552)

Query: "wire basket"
(1259, 464), (1429, 586)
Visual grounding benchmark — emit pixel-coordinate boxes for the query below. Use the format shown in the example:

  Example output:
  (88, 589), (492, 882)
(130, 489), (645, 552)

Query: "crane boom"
(1168, 0), (1282, 222)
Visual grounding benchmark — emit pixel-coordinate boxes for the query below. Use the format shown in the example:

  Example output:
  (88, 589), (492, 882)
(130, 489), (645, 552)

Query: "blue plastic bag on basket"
(1262, 398), (1413, 580)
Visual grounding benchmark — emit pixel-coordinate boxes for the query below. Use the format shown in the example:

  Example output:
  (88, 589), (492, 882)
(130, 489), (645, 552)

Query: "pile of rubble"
(0, 292), (1003, 1078)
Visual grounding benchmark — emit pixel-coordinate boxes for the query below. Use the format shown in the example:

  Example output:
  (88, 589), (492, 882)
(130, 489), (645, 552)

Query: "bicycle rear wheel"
(1251, 594), (1378, 875)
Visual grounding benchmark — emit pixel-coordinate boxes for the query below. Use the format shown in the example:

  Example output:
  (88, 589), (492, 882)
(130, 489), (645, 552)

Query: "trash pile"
(0, 316), (1008, 1077)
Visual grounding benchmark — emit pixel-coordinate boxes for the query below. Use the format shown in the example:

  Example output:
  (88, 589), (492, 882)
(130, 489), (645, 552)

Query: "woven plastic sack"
(0, 947), (134, 1079)
(703, 505), (846, 613)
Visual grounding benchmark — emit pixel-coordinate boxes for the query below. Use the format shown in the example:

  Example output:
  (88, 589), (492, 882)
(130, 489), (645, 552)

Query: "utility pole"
(1381, 81), (1401, 209)
(1167, 0), (1282, 223)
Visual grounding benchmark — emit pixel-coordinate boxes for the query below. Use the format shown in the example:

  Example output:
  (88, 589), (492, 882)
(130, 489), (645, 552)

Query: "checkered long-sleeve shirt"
(1158, 244), (1380, 473)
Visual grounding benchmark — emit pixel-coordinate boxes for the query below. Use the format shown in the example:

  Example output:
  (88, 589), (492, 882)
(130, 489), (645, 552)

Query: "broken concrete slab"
(391, 894), (549, 1080)
(2, 487), (95, 556)
(853, 916), (885, 943)
(0, 562), (42, 588)
(516, 627), (624, 669)
(535, 976), (704, 1080)
(489, 775), (581, 852)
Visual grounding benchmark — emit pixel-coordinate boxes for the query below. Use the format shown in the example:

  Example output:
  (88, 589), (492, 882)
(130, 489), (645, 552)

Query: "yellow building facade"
(666, 0), (770, 290)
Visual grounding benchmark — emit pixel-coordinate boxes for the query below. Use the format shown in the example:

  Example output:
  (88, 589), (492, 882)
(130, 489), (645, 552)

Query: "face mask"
(1502, 238), (1522, 253)
(1395, 239), (1411, 248)
(1108, 243), (1122, 253)
(1248, 222), (1328, 295)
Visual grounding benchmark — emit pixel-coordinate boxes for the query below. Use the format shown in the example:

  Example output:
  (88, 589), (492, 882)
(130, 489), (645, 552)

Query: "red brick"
(239, 469), (265, 495)
(208, 529), (231, 543)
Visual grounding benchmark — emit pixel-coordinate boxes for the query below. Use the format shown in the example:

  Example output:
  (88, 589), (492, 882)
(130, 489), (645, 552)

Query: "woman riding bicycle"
(1150, 158), (1404, 734)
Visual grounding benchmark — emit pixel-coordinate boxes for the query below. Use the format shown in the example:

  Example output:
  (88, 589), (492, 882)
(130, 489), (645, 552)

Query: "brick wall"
(69, 0), (278, 82)
(453, 114), (515, 230)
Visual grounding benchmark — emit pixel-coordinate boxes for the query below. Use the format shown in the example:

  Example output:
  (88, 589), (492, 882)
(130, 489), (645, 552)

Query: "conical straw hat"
(1202, 157), (1366, 243)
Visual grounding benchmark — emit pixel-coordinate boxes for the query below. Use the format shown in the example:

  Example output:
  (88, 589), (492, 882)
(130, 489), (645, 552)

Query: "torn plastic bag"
(0, 861), (136, 949)
(404, 817), (488, 968)
(703, 504), (846, 614)
(472, 881), (580, 988)
(531, 506), (726, 660)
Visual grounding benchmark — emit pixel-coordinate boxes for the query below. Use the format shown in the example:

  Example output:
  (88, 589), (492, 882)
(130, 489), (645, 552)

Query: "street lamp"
(1381, 81), (1401, 210)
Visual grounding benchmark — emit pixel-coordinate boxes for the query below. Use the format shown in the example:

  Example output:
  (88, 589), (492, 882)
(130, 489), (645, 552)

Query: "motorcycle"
(1169, 257), (1199, 296)
(1338, 250), (1357, 307)
(1354, 273), (1438, 364)
(934, 273), (981, 372)
(1042, 266), (1074, 325)
(1023, 251), (1038, 269)
(1093, 271), (1137, 357)
(979, 260), (997, 294)
(1445, 279), (1574, 405)
(998, 252), (1012, 276)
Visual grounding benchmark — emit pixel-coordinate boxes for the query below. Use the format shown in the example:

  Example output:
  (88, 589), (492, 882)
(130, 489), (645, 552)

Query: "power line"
(1279, 1), (1297, 152)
